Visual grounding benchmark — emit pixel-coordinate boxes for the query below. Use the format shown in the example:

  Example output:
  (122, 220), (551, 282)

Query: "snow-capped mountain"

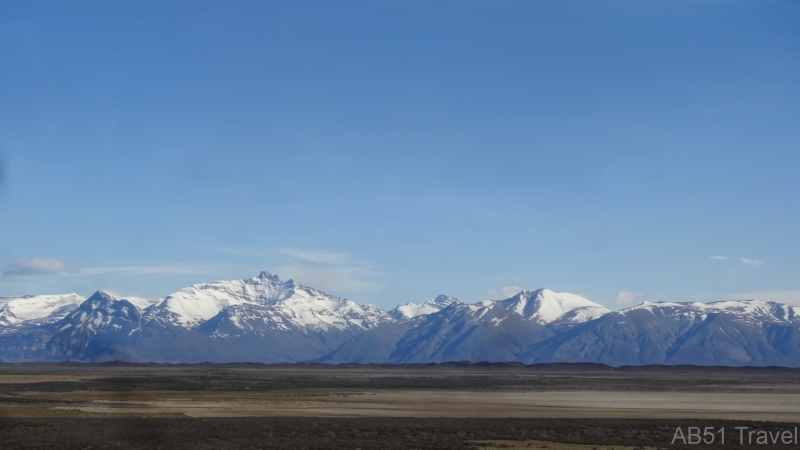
(120, 296), (162, 311)
(47, 291), (144, 360)
(150, 271), (393, 332)
(390, 295), (462, 321)
(520, 299), (800, 366)
(384, 300), (554, 363)
(0, 272), (400, 362)
(491, 289), (609, 325)
(0, 294), (85, 329)
(678, 299), (800, 324)
(2, 272), (800, 366)
(328, 290), (609, 364)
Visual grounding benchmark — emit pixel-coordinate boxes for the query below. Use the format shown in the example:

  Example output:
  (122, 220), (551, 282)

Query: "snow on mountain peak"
(496, 288), (609, 325)
(620, 299), (800, 326)
(154, 274), (288, 328)
(257, 271), (282, 283)
(391, 289), (609, 325)
(153, 272), (392, 331)
(87, 291), (115, 302)
(390, 295), (463, 320)
(0, 293), (85, 327)
(714, 299), (800, 322)
(119, 296), (163, 310)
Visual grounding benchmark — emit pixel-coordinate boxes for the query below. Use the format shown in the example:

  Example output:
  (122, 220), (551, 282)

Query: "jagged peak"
(509, 288), (545, 300)
(152, 271), (389, 331)
(431, 294), (460, 304)
(253, 271), (300, 290)
(496, 288), (606, 324)
(525, 288), (548, 295)
(257, 271), (282, 283)
(499, 288), (568, 304)
(621, 299), (800, 324)
(86, 291), (115, 302)
(391, 295), (463, 320)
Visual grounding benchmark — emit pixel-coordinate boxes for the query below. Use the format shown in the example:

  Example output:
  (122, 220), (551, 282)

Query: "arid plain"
(2, 363), (800, 449)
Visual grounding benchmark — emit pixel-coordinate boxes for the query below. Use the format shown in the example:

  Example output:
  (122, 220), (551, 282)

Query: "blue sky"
(1, 0), (799, 309)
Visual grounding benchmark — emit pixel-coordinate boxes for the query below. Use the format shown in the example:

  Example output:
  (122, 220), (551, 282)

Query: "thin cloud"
(485, 285), (523, 299)
(276, 248), (382, 293)
(204, 246), (351, 265)
(613, 290), (644, 304)
(726, 290), (800, 305)
(281, 248), (349, 265)
(79, 264), (220, 276)
(276, 265), (383, 293)
(4, 257), (78, 276)
(739, 258), (763, 266)
(709, 255), (764, 265)
(201, 246), (381, 293)
(200, 245), (274, 258)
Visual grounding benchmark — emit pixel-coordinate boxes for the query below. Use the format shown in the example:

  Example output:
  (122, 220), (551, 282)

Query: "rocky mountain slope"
(520, 299), (800, 366)
(0, 272), (798, 366)
(0, 294), (85, 329)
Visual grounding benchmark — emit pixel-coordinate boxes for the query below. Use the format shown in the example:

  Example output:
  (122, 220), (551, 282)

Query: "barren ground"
(0, 363), (798, 449)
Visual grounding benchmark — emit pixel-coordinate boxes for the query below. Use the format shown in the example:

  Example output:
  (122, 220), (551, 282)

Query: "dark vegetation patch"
(1, 363), (800, 394)
(0, 417), (795, 450)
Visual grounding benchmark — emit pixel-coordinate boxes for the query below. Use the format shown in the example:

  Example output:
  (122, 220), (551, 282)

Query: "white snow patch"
(392, 296), (461, 320)
(0, 294), (85, 325)
(155, 272), (394, 331)
(495, 289), (609, 325)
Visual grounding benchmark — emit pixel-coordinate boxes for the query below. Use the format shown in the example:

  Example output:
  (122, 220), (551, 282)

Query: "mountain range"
(1, 271), (799, 366)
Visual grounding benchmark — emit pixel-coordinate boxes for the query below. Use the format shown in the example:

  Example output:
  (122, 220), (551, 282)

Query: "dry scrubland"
(1, 363), (800, 449)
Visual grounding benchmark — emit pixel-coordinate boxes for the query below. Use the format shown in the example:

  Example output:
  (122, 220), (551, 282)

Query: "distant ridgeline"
(2, 272), (800, 366)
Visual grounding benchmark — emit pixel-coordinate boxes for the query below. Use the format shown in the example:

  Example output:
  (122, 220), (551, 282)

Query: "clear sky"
(1, 0), (799, 309)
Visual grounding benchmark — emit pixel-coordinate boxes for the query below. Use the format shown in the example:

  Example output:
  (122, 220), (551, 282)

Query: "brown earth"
(0, 363), (799, 448)
(474, 440), (658, 450)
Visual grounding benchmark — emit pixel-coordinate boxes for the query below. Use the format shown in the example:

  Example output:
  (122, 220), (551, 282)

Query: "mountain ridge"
(1, 272), (798, 366)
